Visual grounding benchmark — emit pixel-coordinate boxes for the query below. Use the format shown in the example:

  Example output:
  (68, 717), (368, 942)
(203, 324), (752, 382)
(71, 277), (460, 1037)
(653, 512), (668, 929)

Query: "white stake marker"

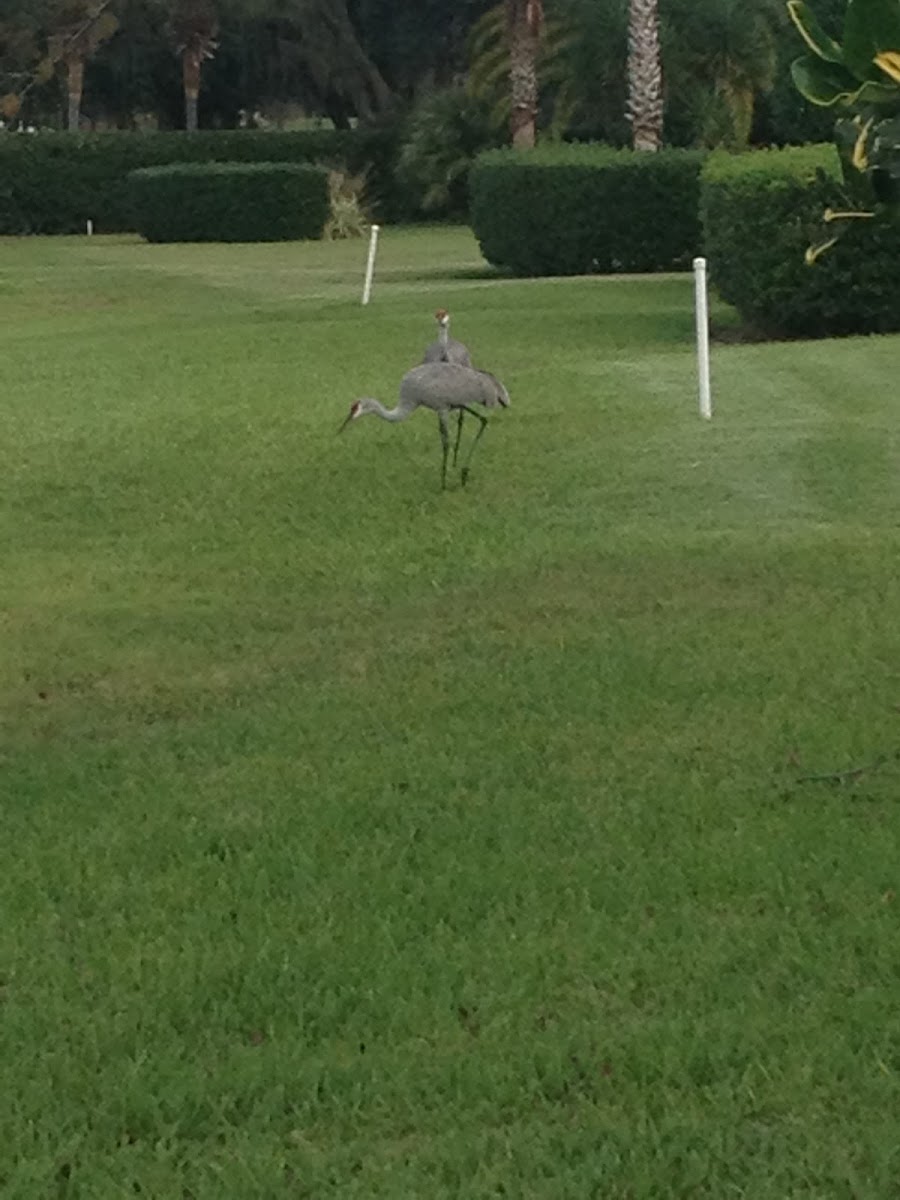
(693, 256), (712, 420)
(86, 219), (93, 237)
(361, 223), (381, 306)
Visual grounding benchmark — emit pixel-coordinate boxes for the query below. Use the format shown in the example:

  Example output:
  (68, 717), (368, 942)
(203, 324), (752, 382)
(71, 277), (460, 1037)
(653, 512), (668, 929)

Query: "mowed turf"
(2, 227), (900, 1198)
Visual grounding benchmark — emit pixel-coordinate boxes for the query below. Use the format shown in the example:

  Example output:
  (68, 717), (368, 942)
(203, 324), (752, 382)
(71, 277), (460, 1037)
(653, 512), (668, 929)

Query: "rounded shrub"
(701, 145), (900, 338)
(129, 161), (329, 243)
(469, 144), (706, 276)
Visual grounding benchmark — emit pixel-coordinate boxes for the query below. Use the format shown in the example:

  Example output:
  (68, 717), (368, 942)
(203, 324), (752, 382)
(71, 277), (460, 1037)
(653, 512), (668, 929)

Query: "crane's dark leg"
(452, 410), (465, 466)
(459, 406), (488, 487)
(438, 410), (450, 490)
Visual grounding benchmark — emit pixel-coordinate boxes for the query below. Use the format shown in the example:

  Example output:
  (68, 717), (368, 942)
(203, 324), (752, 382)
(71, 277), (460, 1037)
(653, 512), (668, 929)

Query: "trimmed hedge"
(469, 144), (706, 276)
(701, 145), (900, 338)
(129, 161), (329, 243)
(0, 127), (405, 235)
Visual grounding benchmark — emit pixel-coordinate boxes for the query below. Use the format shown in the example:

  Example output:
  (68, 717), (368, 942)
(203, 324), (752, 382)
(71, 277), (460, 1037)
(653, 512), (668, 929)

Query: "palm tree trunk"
(183, 52), (200, 132)
(507, 0), (543, 149)
(66, 55), (84, 131)
(627, 0), (663, 152)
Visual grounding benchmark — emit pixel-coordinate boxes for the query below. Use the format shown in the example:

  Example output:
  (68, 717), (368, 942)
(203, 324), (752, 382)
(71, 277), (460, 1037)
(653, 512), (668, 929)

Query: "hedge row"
(0, 127), (405, 235)
(469, 140), (900, 337)
(469, 145), (706, 275)
(129, 161), (329, 243)
(701, 145), (900, 338)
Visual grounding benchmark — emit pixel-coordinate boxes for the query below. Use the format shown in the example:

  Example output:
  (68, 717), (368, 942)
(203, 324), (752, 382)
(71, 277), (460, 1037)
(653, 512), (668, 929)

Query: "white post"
(86, 219), (93, 237)
(361, 223), (380, 306)
(693, 256), (712, 420)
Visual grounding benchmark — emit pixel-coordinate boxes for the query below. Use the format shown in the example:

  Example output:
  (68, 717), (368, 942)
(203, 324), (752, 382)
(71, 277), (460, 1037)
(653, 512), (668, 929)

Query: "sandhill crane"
(422, 309), (472, 368)
(340, 361), (510, 490)
(422, 309), (473, 465)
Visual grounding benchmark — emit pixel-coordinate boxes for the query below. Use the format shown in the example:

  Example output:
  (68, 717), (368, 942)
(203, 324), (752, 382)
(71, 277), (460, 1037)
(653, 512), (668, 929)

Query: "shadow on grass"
(389, 265), (513, 284)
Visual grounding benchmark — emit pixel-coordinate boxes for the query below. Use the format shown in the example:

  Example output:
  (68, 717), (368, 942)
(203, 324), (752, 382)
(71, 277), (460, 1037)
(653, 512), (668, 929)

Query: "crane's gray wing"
(401, 362), (509, 411)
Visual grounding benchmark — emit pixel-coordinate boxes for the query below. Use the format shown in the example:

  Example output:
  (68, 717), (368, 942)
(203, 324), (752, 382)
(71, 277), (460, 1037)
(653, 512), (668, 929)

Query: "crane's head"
(339, 398), (375, 432)
(435, 308), (450, 328)
(476, 368), (511, 408)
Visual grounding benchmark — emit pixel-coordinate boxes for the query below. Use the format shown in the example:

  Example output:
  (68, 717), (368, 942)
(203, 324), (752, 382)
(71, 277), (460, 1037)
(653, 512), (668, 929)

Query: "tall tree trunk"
(183, 51), (200, 131)
(627, 0), (663, 152)
(66, 55), (84, 131)
(507, 0), (543, 149)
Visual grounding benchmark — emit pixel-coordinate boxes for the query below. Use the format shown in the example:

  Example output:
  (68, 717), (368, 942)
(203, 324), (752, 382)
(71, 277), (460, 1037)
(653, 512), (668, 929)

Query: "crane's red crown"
(435, 308), (449, 323)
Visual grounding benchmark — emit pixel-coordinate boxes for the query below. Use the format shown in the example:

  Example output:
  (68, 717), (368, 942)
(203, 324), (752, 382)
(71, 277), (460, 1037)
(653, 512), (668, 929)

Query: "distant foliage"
(0, 128), (403, 235)
(701, 146), (900, 337)
(397, 87), (502, 218)
(129, 161), (329, 242)
(469, 143), (705, 275)
(661, 0), (782, 149)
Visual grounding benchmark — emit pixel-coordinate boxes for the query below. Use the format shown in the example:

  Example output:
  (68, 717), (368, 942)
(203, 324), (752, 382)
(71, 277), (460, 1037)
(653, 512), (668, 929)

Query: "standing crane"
(422, 309), (474, 468)
(340, 361), (510, 490)
(422, 309), (472, 367)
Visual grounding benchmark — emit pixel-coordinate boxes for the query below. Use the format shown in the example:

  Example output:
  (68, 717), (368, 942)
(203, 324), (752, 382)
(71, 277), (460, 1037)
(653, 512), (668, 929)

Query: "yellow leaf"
(823, 207), (875, 222)
(874, 51), (900, 84)
(805, 238), (837, 265)
(852, 117), (874, 171)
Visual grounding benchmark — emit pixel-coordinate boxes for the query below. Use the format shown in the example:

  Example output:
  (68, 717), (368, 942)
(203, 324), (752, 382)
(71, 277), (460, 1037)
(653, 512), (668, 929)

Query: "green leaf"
(844, 0), (888, 79)
(854, 76), (900, 102)
(787, 0), (844, 64)
(863, 0), (900, 50)
(790, 54), (870, 104)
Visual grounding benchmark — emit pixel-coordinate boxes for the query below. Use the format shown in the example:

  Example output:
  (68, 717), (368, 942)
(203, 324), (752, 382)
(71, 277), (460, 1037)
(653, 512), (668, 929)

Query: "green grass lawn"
(3, 226), (900, 1198)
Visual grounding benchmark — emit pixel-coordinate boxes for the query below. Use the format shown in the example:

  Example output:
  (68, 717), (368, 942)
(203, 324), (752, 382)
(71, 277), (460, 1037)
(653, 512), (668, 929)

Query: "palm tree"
(667, 0), (780, 148)
(27, 0), (118, 132)
(46, 1), (118, 131)
(469, 1), (573, 139)
(627, 0), (663, 151)
(166, 0), (218, 131)
(506, 0), (543, 148)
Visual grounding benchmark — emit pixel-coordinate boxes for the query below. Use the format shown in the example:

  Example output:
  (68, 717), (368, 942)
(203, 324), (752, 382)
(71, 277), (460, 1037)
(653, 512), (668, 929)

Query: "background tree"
(506, 0), (544, 147)
(468, 1), (574, 137)
(0, 0), (871, 149)
(627, 0), (663, 150)
(1, 5), (40, 121)
(347, 0), (494, 98)
(46, 1), (119, 130)
(662, 0), (780, 148)
(165, 0), (219, 131)
(552, 0), (628, 144)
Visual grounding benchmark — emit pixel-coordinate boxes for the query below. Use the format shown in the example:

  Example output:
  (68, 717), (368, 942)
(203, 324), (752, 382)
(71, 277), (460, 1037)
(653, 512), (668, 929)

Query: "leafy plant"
(788, 0), (900, 258)
(323, 168), (369, 239)
(701, 143), (900, 335)
(397, 87), (501, 218)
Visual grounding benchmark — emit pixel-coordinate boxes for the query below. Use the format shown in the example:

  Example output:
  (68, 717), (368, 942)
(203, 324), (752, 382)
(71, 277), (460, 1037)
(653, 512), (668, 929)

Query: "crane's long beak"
(339, 401), (363, 433)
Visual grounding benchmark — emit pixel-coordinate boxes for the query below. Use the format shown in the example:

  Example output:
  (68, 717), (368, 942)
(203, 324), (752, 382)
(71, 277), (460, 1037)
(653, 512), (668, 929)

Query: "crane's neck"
(438, 323), (449, 347)
(367, 398), (410, 422)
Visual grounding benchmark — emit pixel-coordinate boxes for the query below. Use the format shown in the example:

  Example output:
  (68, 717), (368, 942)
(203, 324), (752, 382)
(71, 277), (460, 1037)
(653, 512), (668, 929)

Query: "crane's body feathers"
(342, 361), (510, 490)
